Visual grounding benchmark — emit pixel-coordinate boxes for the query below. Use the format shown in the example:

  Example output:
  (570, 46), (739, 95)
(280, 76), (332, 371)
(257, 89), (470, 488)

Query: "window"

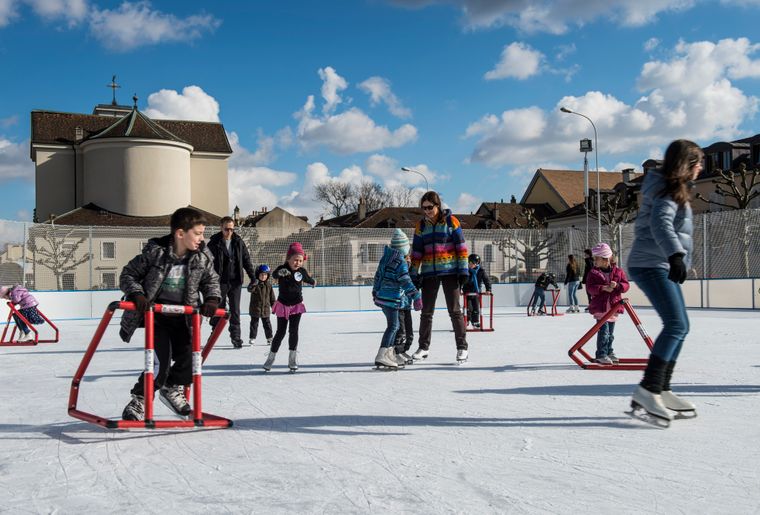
(360, 243), (384, 263)
(101, 272), (117, 289)
(101, 241), (116, 260)
(62, 273), (76, 290)
(752, 144), (760, 166)
(484, 244), (494, 263)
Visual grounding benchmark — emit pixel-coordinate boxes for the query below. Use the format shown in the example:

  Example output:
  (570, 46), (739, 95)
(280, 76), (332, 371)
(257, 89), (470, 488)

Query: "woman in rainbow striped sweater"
(409, 191), (470, 363)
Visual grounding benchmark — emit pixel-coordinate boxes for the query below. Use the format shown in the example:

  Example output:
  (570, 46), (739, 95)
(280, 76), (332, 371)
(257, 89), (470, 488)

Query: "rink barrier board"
(68, 301), (232, 430)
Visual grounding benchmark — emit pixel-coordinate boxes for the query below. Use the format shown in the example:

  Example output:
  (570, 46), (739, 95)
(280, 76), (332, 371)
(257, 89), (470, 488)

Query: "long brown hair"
(567, 254), (578, 274)
(660, 139), (703, 206)
(419, 191), (443, 222)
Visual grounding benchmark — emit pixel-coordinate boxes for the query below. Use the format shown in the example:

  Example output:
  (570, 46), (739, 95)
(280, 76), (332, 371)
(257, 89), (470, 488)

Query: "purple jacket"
(586, 266), (629, 317)
(8, 286), (38, 310)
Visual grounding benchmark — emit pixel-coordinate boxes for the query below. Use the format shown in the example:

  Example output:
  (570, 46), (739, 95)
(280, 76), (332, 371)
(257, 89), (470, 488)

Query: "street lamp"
(580, 138), (592, 247)
(401, 167), (429, 191)
(561, 107), (601, 243)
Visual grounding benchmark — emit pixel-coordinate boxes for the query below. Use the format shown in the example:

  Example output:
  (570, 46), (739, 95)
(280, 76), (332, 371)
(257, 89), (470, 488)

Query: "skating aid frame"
(0, 301), (59, 346)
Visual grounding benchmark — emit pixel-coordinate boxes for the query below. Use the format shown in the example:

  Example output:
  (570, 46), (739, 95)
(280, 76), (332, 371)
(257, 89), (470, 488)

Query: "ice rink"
(1, 306), (759, 514)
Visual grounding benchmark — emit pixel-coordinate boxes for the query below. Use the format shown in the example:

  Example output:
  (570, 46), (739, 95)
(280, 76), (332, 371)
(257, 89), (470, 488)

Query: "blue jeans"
(380, 306), (400, 348)
(628, 267), (689, 362)
(596, 321), (615, 358)
(530, 287), (546, 311)
(566, 280), (580, 306)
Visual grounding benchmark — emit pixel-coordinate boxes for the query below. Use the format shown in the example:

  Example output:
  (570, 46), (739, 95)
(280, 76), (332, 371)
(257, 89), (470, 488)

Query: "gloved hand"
(413, 297), (423, 311)
(411, 274), (421, 290)
(127, 293), (149, 312)
(668, 253), (687, 284)
(246, 282), (256, 292)
(200, 298), (220, 317)
(276, 268), (291, 278)
(458, 274), (469, 290)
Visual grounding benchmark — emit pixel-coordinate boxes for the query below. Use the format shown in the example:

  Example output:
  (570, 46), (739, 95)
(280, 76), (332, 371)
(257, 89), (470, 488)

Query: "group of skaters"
(0, 140), (700, 427)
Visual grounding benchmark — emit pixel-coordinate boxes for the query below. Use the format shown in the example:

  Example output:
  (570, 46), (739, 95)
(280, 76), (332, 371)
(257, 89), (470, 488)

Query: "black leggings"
(270, 314), (302, 352)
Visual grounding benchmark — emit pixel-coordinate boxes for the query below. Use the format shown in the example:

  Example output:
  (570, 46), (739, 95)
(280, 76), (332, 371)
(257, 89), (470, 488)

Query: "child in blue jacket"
(372, 229), (421, 369)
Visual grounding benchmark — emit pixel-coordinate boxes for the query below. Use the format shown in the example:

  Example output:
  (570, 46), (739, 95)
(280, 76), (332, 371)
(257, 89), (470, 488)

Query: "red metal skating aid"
(567, 298), (653, 370)
(68, 301), (232, 429)
(0, 301), (59, 346)
(526, 288), (563, 317)
(462, 292), (494, 332)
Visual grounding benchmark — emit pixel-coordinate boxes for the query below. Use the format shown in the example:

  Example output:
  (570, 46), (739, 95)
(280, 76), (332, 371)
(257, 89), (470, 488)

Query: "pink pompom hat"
(591, 242), (613, 258)
(286, 242), (307, 261)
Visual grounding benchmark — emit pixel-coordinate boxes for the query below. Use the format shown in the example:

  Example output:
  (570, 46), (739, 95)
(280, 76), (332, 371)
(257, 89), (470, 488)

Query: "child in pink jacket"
(585, 243), (630, 365)
(0, 285), (44, 342)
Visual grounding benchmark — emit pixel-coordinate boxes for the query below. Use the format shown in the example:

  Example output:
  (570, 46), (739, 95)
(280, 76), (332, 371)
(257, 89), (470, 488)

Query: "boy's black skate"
(159, 384), (192, 418)
(121, 394), (145, 421)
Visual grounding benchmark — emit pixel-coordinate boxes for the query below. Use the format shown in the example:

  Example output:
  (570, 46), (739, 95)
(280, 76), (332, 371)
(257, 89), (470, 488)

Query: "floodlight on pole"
(401, 167), (429, 191)
(560, 107), (601, 243)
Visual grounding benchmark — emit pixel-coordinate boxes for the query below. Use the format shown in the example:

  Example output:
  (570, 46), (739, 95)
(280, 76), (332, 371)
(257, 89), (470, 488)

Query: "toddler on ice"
(0, 285), (44, 342)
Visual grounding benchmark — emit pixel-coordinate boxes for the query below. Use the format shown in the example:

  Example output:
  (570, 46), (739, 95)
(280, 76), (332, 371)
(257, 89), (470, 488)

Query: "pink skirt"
(272, 301), (306, 318)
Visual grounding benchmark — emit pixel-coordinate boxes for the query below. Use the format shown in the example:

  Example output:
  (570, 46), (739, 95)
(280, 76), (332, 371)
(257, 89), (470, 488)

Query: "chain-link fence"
(2, 208), (760, 290)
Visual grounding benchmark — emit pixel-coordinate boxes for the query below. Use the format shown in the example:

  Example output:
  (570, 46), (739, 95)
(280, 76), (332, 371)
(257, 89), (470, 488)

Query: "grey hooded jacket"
(119, 234), (221, 342)
(626, 169), (693, 270)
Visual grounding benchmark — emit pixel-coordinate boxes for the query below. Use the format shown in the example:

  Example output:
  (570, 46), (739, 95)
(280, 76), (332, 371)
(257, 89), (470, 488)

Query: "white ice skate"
(411, 348), (429, 362)
(263, 352), (276, 371)
(393, 351), (407, 368)
(249, 338), (255, 346)
(16, 331), (34, 342)
(661, 390), (697, 418)
(288, 350), (298, 372)
(400, 352), (413, 365)
(626, 386), (673, 428)
(374, 347), (398, 370)
(456, 348), (468, 364)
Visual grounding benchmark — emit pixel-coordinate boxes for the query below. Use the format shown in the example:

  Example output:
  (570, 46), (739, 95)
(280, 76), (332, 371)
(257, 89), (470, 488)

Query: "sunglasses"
(422, 204), (437, 211)
(222, 227), (235, 232)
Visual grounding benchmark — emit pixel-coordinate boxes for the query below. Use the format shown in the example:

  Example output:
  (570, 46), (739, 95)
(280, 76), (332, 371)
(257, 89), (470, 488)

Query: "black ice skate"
(159, 385), (192, 418)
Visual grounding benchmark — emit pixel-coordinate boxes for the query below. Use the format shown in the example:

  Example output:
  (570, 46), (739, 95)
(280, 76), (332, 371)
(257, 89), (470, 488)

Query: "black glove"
(458, 274), (468, 289)
(668, 253), (687, 284)
(127, 293), (149, 312)
(276, 268), (291, 278)
(246, 282), (256, 292)
(200, 298), (220, 317)
(411, 274), (421, 290)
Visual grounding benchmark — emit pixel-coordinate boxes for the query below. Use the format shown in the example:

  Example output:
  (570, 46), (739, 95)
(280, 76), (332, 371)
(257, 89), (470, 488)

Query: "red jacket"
(586, 266), (629, 317)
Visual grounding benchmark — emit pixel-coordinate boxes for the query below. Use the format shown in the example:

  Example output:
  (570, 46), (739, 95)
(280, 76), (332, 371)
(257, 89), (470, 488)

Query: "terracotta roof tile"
(528, 169), (643, 209)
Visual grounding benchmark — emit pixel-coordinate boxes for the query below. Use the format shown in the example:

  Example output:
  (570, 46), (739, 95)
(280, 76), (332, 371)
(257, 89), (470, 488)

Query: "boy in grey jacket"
(119, 208), (221, 421)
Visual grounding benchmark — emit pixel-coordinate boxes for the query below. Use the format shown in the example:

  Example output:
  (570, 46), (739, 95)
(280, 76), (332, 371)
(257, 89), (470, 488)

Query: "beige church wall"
(190, 154), (229, 217)
(81, 139), (192, 217)
(33, 147), (76, 222)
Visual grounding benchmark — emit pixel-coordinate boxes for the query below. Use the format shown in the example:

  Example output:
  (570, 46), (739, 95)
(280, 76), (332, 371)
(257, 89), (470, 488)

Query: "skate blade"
(625, 404), (671, 429)
(158, 396), (191, 420)
(289, 368), (297, 373)
(456, 360), (468, 365)
(671, 410), (697, 419)
(374, 364), (399, 371)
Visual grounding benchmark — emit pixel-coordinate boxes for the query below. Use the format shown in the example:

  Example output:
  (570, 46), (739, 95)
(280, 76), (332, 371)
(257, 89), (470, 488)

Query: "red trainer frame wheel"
(68, 301), (232, 429)
(462, 292), (494, 332)
(567, 298), (654, 370)
(0, 301), (59, 347)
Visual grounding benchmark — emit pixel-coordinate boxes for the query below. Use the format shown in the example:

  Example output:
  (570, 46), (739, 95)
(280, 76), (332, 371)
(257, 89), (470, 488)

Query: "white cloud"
(27, 0), (86, 25)
(0, 115), (18, 128)
(228, 166), (296, 217)
(228, 130), (276, 167)
(466, 38), (760, 168)
(555, 43), (576, 61)
(391, 0), (699, 34)
(485, 42), (544, 80)
(612, 161), (640, 171)
(144, 85), (220, 122)
(644, 37), (660, 52)
(0, 137), (32, 182)
(318, 66), (348, 115)
(454, 192), (481, 214)
(89, 1), (220, 51)
(0, 0), (19, 27)
(359, 76), (412, 118)
(365, 154), (439, 189)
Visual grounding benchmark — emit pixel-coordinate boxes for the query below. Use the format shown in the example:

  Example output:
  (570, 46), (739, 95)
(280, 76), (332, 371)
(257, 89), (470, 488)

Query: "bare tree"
(696, 163), (760, 277)
(26, 223), (92, 290)
(592, 188), (638, 255)
(314, 182), (354, 217)
(355, 180), (390, 211)
(386, 184), (419, 207)
(493, 208), (558, 281)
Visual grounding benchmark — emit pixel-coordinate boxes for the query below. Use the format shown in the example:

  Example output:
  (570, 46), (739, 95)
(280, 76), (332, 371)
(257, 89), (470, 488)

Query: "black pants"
(419, 275), (467, 350)
(394, 309), (414, 354)
(270, 314), (302, 352)
(211, 283), (242, 343)
(249, 316), (273, 339)
(131, 314), (192, 396)
(464, 292), (480, 323)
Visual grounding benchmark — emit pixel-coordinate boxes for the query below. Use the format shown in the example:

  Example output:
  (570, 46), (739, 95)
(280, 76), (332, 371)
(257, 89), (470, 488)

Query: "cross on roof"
(107, 75), (121, 106)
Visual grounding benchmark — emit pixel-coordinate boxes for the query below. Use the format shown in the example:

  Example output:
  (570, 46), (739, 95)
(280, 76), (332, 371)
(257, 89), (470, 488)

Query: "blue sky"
(1, 0), (759, 223)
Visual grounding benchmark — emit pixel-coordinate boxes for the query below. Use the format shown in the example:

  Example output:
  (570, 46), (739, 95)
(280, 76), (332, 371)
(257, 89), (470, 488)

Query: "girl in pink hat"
(263, 242), (316, 372)
(585, 243), (629, 365)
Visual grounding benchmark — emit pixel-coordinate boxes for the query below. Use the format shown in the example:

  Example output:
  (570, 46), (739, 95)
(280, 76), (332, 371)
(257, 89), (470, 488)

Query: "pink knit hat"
(286, 242), (307, 261)
(0, 286), (10, 298)
(591, 242), (613, 258)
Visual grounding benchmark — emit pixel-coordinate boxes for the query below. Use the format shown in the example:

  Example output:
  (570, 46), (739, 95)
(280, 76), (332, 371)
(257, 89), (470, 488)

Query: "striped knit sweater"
(410, 209), (469, 278)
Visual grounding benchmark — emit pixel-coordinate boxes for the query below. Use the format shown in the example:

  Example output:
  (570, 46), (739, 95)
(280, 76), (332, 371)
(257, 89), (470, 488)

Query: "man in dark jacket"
(207, 217), (256, 348)
(581, 248), (594, 311)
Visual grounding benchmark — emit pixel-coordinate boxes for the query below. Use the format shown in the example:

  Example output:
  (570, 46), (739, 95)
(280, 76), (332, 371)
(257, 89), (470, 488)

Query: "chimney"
(262, 206), (267, 213)
(510, 195), (516, 203)
(622, 168), (633, 183)
(358, 196), (367, 221)
(493, 207), (500, 221)
(75, 126), (84, 141)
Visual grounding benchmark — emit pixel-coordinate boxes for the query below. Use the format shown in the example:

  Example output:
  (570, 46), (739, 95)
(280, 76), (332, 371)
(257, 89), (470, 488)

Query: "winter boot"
(631, 385), (673, 425)
(121, 394), (145, 421)
(661, 360), (696, 414)
(159, 384), (192, 417)
(263, 352), (276, 371)
(288, 350), (298, 372)
(412, 348), (429, 362)
(374, 347), (398, 369)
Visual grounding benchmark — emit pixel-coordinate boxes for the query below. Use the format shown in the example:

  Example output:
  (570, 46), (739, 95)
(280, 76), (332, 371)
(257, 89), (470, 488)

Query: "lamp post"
(401, 167), (429, 191)
(580, 138), (592, 247)
(561, 107), (601, 243)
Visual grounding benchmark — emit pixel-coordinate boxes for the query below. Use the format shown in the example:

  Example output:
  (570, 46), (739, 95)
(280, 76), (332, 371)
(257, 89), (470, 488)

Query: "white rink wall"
(3, 278), (759, 322)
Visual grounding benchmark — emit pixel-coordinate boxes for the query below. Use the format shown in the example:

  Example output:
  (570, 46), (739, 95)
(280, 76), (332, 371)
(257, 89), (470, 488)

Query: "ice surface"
(1, 307), (759, 513)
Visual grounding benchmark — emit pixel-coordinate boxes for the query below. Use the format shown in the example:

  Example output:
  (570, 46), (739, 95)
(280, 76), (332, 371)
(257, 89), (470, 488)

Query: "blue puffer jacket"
(627, 169), (693, 270)
(372, 246), (420, 309)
